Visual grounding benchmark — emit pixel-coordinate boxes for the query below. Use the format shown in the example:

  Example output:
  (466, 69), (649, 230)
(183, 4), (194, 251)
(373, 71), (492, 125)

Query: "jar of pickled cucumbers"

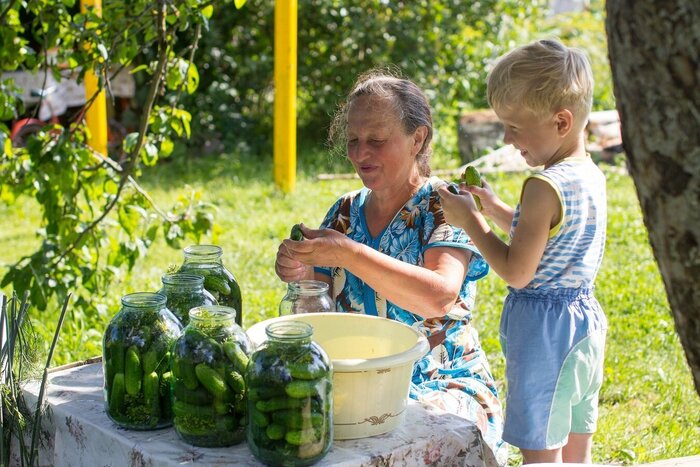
(278, 280), (334, 316)
(157, 273), (217, 326)
(246, 321), (333, 466)
(170, 305), (252, 447)
(179, 245), (243, 326)
(102, 292), (182, 430)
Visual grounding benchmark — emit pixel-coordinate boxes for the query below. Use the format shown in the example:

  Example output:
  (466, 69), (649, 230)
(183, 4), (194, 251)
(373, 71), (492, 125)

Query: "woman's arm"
(281, 227), (470, 319)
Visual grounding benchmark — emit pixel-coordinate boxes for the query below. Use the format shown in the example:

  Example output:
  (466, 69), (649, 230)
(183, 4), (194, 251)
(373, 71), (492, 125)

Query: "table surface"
(18, 361), (494, 467)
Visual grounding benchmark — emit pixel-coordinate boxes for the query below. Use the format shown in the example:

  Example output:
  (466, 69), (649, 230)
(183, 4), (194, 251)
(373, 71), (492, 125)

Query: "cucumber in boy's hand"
(463, 166), (483, 211)
(290, 223), (304, 241)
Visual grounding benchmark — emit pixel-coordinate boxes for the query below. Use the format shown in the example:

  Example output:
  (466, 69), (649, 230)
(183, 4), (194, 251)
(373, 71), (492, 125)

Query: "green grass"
(1, 151), (698, 464)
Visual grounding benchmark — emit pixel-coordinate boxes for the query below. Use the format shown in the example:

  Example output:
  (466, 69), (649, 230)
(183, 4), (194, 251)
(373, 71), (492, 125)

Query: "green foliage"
(183, 0), (551, 164)
(0, 0), (248, 312)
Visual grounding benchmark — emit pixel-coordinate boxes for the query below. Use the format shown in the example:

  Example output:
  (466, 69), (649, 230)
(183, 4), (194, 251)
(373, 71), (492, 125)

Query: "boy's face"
(495, 106), (565, 168)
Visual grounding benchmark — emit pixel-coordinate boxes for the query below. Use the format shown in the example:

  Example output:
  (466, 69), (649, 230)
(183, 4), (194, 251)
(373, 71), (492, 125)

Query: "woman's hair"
(329, 68), (433, 177)
(487, 39), (593, 130)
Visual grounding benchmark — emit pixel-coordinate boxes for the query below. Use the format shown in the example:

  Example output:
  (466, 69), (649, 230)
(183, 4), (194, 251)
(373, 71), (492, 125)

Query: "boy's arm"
(447, 178), (559, 288)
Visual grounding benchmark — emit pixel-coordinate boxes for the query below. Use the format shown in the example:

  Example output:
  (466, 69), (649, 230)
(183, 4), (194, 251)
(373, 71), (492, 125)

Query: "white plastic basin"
(246, 312), (429, 440)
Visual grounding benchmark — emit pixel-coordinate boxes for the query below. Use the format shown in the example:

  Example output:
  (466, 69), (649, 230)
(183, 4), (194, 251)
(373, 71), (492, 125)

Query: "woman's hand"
(282, 224), (350, 268)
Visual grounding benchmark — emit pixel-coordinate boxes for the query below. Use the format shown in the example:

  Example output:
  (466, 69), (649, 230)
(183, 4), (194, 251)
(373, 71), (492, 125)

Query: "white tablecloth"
(16, 361), (494, 467)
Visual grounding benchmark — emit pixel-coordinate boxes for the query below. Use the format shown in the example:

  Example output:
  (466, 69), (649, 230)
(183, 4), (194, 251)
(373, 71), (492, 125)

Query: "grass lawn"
(1, 149), (698, 464)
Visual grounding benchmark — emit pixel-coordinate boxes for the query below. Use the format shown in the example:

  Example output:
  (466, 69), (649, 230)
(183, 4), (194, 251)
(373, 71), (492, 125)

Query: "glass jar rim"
(265, 321), (313, 340)
(288, 280), (330, 295)
(184, 244), (223, 257)
(161, 272), (205, 287)
(121, 292), (167, 308)
(189, 305), (237, 322)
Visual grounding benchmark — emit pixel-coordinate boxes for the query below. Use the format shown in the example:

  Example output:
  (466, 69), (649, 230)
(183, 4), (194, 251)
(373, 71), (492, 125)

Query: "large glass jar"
(158, 273), (217, 326)
(179, 245), (243, 326)
(102, 292), (182, 430)
(279, 280), (334, 316)
(246, 321), (333, 466)
(170, 305), (252, 447)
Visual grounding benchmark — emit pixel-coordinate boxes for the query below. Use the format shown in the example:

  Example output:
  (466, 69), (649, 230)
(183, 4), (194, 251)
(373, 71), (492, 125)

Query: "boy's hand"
(465, 178), (499, 218)
(437, 183), (480, 230)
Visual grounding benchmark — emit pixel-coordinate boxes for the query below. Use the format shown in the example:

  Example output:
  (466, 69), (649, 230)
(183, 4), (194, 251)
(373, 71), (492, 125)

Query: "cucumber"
(266, 423), (286, 441)
(172, 357), (199, 390)
(143, 371), (161, 419)
(160, 371), (173, 419)
(256, 396), (304, 413)
(285, 428), (318, 446)
(107, 340), (125, 375)
(142, 348), (159, 374)
(463, 165), (483, 210)
(272, 410), (325, 430)
(174, 382), (213, 406)
(109, 373), (126, 415)
(204, 275), (232, 296)
(249, 385), (286, 401)
(124, 346), (143, 396)
(289, 224), (304, 241)
(195, 363), (232, 399)
(288, 361), (327, 381)
(224, 368), (245, 393)
(173, 400), (217, 418)
(223, 341), (249, 373)
(250, 407), (270, 427)
(447, 183), (459, 195)
(213, 398), (231, 415)
(285, 380), (323, 399)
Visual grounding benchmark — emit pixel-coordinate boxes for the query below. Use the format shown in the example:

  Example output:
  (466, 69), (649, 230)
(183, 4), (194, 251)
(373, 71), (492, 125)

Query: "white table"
(16, 361), (496, 467)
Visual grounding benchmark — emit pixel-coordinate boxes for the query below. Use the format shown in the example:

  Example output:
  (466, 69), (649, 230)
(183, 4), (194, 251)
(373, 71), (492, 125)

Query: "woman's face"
(346, 95), (421, 192)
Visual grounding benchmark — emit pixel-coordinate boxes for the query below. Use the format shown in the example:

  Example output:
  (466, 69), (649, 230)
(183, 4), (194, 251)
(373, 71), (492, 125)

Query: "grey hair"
(329, 68), (433, 177)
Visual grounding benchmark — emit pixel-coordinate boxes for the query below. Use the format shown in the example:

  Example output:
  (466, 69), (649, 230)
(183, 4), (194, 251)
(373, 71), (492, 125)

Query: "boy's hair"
(487, 39), (594, 130)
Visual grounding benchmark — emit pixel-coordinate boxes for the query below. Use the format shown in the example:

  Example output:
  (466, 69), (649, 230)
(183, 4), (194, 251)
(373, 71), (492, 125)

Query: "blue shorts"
(499, 287), (607, 450)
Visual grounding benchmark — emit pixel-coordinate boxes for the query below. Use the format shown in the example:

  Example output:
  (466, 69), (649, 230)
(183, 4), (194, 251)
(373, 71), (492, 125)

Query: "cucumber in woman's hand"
(290, 224), (304, 241)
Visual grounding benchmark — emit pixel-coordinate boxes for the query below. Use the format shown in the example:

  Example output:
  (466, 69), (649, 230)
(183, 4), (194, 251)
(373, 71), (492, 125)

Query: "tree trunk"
(606, 1), (700, 396)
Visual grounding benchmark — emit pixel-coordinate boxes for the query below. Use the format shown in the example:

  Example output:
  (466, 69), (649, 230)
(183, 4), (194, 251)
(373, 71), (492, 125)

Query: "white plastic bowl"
(246, 312), (429, 440)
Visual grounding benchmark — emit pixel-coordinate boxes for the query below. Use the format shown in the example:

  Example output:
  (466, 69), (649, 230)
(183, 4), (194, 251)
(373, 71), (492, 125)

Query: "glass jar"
(157, 273), (218, 326)
(179, 245), (243, 327)
(279, 280), (334, 316)
(102, 292), (182, 430)
(170, 305), (252, 447)
(246, 321), (333, 466)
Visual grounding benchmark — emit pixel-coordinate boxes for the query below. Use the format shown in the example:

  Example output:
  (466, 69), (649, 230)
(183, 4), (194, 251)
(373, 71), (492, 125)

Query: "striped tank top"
(511, 156), (607, 289)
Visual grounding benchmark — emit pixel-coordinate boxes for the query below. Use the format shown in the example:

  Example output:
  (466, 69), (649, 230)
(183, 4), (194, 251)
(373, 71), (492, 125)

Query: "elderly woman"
(275, 70), (506, 465)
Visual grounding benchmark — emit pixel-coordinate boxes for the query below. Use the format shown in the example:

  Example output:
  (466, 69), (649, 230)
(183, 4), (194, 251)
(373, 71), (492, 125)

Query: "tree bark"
(606, 1), (700, 396)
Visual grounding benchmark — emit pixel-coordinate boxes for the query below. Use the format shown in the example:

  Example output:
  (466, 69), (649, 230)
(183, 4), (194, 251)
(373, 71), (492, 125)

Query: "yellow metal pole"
(274, 0), (297, 193)
(81, 0), (108, 156)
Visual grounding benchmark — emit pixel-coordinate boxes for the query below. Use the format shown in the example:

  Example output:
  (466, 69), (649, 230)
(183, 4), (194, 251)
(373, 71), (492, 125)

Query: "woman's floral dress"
(315, 177), (507, 465)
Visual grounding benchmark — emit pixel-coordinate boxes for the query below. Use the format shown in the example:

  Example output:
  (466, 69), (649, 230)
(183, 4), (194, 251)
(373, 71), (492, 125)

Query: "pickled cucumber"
(124, 346), (143, 396)
(195, 363), (232, 400)
(223, 341), (249, 373)
(285, 379), (323, 399)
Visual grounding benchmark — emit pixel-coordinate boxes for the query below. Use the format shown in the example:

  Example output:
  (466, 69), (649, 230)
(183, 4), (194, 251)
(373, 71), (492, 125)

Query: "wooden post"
(273, 0), (297, 193)
(81, 0), (108, 156)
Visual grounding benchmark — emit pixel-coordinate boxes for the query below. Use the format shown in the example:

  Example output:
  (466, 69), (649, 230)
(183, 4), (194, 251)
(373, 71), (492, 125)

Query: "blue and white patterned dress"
(315, 176), (507, 465)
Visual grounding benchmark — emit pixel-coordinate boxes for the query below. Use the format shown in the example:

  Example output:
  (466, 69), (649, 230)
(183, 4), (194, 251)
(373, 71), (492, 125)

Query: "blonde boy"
(440, 39), (608, 463)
